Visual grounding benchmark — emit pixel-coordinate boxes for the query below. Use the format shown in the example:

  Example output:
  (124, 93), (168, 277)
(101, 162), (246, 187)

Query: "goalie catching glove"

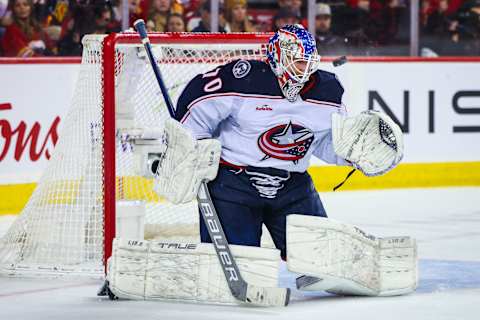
(153, 119), (221, 204)
(332, 110), (404, 176)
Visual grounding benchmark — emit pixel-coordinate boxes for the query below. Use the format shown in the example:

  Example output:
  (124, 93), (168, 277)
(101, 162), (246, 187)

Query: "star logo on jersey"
(257, 122), (314, 164)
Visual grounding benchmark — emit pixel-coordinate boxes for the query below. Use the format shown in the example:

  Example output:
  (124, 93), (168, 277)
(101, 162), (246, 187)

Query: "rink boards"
(0, 58), (479, 214)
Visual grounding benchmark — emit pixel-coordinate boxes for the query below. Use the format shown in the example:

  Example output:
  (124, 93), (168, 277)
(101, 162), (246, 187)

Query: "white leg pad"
(287, 215), (418, 296)
(107, 238), (281, 304)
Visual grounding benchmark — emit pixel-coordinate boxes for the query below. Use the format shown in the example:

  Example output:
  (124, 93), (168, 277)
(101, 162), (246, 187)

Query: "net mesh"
(0, 34), (267, 277)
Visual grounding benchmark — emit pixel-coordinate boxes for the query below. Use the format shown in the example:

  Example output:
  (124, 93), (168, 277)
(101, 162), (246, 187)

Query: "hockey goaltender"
(99, 23), (417, 307)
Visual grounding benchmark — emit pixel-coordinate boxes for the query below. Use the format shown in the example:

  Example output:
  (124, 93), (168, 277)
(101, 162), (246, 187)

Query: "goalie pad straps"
(106, 238), (281, 305)
(332, 168), (356, 191)
(287, 215), (418, 296)
(153, 119), (221, 204)
(332, 111), (404, 176)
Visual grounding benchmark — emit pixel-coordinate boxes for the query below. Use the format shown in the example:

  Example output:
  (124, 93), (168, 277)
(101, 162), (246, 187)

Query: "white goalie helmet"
(267, 24), (321, 102)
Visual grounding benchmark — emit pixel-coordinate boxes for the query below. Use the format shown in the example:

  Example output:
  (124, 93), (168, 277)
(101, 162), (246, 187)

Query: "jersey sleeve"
(174, 65), (235, 139)
(312, 129), (349, 165)
(311, 77), (350, 165)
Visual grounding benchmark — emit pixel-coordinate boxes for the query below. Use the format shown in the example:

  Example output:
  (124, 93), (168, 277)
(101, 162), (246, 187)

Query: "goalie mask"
(267, 24), (321, 102)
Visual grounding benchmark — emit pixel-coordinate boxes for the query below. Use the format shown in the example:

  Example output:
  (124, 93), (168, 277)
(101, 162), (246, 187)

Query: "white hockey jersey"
(175, 60), (348, 173)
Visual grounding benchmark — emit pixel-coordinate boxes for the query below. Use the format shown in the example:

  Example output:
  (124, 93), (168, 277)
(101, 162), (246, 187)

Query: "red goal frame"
(101, 33), (272, 267)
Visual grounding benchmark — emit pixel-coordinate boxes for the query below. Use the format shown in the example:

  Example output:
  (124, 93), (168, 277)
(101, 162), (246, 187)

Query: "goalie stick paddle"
(133, 19), (290, 307)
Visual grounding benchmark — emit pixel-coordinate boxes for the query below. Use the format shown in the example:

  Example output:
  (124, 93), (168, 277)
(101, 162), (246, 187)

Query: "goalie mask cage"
(0, 33), (270, 277)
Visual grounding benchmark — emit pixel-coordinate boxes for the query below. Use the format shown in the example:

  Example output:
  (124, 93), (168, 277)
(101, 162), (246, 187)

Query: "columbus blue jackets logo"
(258, 122), (314, 163)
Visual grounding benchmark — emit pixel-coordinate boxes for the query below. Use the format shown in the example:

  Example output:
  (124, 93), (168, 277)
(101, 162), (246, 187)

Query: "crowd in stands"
(420, 0), (480, 55)
(0, 0), (479, 57)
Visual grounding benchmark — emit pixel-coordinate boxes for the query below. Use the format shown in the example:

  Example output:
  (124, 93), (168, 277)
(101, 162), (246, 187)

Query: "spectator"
(446, 0), (468, 15)
(191, 1), (226, 32)
(457, 0), (480, 36)
(92, 1), (116, 33)
(419, 0), (450, 55)
(224, 0), (255, 32)
(422, 0), (451, 35)
(314, 3), (346, 55)
(450, 0), (480, 53)
(272, 7), (300, 31)
(57, 1), (118, 56)
(420, 0), (480, 55)
(42, 0), (70, 41)
(334, 0), (404, 54)
(0, 0), (9, 55)
(166, 12), (185, 31)
(1, 0), (11, 28)
(112, 0), (147, 28)
(31, 0), (52, 25)
(181, 0), (202, 30)
(147, 0), (172, 31)
(368, 0), (403, 46)
(278, 0), (303, 17)
(337, 0), (373, 52)
(1, 0), (55, 56)
(57, 1), (91, 56)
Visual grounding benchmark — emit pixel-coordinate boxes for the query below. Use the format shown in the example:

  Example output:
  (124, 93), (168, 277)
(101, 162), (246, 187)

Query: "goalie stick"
(132, 20), (290, 307)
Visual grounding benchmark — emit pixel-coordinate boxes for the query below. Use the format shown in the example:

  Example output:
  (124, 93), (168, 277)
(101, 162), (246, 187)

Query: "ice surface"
(1, 187), (479, 320)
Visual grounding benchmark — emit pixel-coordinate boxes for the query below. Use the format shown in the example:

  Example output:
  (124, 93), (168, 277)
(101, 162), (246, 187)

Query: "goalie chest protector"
(175, 60), (346, 172)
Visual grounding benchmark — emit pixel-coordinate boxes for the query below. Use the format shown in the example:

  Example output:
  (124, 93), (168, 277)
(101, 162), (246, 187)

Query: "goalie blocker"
(153, 118), (221, 204)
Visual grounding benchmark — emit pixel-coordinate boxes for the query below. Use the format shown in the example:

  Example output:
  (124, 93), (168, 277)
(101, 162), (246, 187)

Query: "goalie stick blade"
(97, 280), (118, 300)
(97, 280), (108, 296)
(245, 285), (290, 307)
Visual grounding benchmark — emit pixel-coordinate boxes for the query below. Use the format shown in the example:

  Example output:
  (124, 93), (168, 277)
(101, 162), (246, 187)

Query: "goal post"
(0, 32), (271, 278)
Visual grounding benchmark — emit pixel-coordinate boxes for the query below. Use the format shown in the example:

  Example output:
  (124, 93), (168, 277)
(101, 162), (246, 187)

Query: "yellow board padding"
(308, 161), (480, 191)
(0, 183), (36, 216)
(116, 176), (162, 202)
(1, 161), (479, 215)
(0, 176), (163, 216)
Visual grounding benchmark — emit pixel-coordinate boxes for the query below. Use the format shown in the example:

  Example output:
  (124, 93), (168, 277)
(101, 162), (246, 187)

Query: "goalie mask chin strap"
(333, 168), (356, 191)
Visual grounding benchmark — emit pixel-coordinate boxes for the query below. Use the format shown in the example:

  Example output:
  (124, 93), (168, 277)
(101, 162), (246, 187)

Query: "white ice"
(1, 187), (479, 320)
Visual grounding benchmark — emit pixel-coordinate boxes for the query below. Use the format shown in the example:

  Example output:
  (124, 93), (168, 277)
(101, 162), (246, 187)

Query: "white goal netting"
(0, 33), (267, 277)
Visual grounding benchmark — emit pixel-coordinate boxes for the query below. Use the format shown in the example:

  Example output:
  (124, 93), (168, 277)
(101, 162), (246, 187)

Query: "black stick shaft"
(134, 20), (176, 119)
